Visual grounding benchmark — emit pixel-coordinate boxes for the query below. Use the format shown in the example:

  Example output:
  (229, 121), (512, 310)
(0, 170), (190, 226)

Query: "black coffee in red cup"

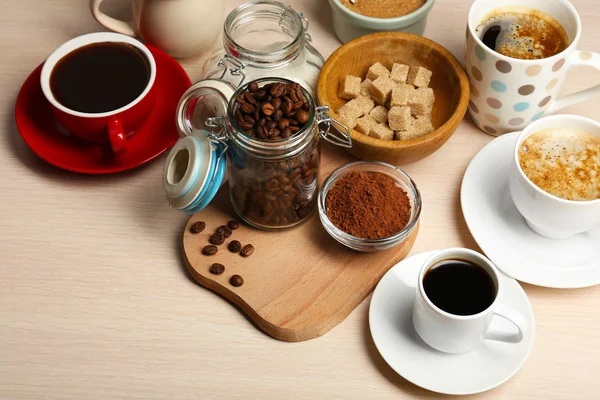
(40, 32), (156, 154)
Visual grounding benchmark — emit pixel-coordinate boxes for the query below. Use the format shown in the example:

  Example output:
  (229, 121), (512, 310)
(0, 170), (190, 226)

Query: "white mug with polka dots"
(465, 0), (600, 136)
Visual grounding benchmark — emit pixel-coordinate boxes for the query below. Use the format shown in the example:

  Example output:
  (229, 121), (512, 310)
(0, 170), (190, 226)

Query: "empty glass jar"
(202, 0), (324, 96)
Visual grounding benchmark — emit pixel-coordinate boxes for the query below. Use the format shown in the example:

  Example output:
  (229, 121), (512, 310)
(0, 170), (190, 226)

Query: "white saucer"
(369, 251), (535, 396)
(461, 132), (600, 288)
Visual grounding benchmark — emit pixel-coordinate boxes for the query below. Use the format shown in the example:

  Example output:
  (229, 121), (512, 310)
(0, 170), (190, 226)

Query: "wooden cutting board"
(181, 144), (419, 342)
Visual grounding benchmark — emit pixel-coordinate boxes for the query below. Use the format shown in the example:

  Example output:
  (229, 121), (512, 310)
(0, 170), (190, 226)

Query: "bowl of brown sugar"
(329, 0), (436, 43)
(318, 161), (421, 252)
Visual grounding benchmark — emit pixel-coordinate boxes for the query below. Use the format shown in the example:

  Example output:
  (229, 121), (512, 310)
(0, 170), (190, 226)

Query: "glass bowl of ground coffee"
(318, 161), (421, 252)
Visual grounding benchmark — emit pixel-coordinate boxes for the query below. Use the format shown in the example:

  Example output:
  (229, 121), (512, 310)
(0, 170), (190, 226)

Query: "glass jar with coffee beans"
(228, 79), (319, 228)
(162, 77), (352, 230)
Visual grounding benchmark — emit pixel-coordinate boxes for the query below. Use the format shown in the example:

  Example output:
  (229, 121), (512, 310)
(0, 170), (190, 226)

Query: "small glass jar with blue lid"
(162, 77), (351, 230)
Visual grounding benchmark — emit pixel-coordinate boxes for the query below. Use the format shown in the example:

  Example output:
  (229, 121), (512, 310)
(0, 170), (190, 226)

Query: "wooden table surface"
(1, 0), (599, 398)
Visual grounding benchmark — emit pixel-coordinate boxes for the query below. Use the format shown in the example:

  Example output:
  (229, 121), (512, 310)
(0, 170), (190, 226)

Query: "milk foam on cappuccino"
(519, 128), (600, 201)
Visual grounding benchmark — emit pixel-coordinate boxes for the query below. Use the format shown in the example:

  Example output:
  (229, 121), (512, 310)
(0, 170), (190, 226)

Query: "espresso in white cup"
(412, 248), (526, 354)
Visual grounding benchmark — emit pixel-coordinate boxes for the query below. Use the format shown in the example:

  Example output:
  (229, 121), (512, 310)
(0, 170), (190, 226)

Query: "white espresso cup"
(412, 248), (527, 354)
(509, 114), (600, 240)
(465, 0), (600, 136)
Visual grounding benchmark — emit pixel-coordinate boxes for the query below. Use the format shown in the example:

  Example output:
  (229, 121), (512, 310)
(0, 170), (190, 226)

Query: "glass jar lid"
(176, 79), (236, 137)
(162, 80), (234, 212)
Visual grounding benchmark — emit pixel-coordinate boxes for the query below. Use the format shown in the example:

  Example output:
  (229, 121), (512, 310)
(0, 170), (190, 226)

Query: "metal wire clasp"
(217, 54), (247, 87)
(316, 106), (353, 148)
(205, 116), (229, 160)
(297, 11), (313, 43)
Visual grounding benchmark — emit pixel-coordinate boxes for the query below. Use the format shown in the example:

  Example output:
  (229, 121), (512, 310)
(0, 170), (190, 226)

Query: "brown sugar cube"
(355, 115), (377, 135)
(408, 87), (435, 117)
(354, 96), (375, 115)
(337, 101), (362, 129)
(395, 129), (419, 140)
(370, 123), (394, 140)
(390, 63), (410, 84)
(389, 84), (413, 107)
(340, 97), (373, 117)
(413, 115), (435, 135)
(396, 116), (434, 139)
(336, 111), (358, 129)
(371, 76), (396, 104)
(366, 62), (390, 81)
(394, 130), (409, 140)
(337, 100), (363, 119)
(338, 75), (362, 100)
(360, 79), (373, 97)
(369, 105), (388, 124)
(388, 106), (412, 131)
(394, 124), (416, 140)
(407, 66), (433, 88)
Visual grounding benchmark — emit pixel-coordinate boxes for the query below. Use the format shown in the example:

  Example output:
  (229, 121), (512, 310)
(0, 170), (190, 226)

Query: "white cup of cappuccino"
(509, 114), (600, 239)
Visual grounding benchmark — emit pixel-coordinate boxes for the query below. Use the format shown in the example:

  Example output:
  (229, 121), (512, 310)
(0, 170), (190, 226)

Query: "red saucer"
(15, 46), (191, 174)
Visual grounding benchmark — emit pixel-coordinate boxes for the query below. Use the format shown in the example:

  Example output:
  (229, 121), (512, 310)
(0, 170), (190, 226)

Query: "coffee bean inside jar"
(234, 81), (311, 140)
(227, 79), (321, 230)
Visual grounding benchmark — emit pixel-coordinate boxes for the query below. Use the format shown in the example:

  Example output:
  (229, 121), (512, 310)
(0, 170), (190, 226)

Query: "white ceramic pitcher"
(90, 0), (225, 58)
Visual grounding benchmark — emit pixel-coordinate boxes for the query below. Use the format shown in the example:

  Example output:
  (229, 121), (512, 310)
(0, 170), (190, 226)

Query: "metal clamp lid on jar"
(210, 0), (325, 88)
(162, 77), (351, 213)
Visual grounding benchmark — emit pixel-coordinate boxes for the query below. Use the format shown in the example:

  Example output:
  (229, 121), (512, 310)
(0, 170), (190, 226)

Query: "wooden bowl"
(318, 32), (469, 165)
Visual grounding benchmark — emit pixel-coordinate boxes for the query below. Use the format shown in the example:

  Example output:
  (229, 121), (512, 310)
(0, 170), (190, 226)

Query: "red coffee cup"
(40, 32), (157, 154)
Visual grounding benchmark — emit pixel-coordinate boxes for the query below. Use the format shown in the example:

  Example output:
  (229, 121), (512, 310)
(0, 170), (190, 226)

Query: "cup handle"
(483, 304), (526, 344)
(90, 0), (136, 37)
(547, 50), (600, 113)
(108, 119), (127, 155)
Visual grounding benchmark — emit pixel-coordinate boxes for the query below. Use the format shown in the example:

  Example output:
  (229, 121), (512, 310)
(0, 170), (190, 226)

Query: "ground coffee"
(326, 171), (411, 239)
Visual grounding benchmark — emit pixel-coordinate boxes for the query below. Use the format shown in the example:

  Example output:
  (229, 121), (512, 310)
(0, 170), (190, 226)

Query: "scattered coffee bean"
(240, 244), (254, 257)
(190, 221), (206, 234)
(228, 220), (240, 230)
(228, 240), (242, 253)
(209, 263), (225, 275)
(217, 225), (232, 238)
(202, 245), (218, 255)
(230, 275), (244, 287)
(209, 232), (225, 245)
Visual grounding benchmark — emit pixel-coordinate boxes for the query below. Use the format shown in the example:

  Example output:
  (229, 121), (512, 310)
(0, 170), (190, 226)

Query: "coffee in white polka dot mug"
(465, 0), (600, 136)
